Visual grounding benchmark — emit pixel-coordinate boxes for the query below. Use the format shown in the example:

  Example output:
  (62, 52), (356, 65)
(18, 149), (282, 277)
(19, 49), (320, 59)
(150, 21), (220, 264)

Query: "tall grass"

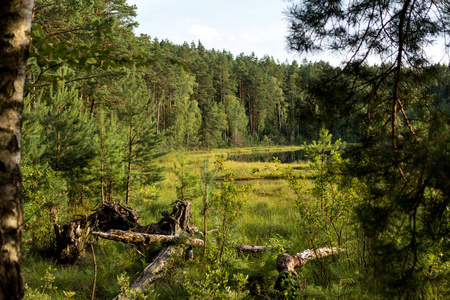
(23, 145), (380, 299)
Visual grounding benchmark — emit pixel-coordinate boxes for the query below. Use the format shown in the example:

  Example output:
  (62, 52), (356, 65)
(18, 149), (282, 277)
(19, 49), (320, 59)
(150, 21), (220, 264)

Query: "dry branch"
(235, 243), (274, 252)
(54, 201), (199, 262)
(91, 229), (204, 246)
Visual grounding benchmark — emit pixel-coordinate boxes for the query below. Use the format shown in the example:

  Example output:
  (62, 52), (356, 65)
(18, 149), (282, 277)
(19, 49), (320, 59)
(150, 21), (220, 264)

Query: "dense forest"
(23, 0), (450, 198)
(0, 0), (449, 299)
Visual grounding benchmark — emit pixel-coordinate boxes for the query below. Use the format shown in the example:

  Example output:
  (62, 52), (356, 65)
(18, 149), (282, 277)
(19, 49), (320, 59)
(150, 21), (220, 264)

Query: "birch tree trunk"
(0, 1), (34, 299)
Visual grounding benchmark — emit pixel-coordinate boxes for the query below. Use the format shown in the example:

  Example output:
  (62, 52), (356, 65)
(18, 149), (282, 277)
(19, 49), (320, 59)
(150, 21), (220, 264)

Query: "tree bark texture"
(54, 222), (91, 264)
(54, 201), (199, 262)
(235, 243), (274, 252)
(274, 247), (345, 290)
(0, 1), (34, 299)
(92, 229), (204, 247)
(114, 245), (182, 300)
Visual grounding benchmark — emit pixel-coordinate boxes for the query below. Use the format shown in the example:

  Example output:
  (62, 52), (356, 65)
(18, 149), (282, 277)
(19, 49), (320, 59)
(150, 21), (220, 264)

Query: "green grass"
(23, 145), (380, 299)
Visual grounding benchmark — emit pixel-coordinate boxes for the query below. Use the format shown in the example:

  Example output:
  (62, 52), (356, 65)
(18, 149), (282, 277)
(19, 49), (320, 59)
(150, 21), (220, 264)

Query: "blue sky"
(127, 0), (448, 65)
(126, 0), (307, 63)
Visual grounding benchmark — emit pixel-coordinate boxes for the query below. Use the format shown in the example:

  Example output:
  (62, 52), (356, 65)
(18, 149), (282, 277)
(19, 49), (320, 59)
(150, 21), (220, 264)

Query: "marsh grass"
(23, 146), (341, 299)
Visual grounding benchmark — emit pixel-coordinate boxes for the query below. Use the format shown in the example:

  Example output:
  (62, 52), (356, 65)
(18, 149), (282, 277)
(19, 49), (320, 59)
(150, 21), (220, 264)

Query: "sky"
(126, 0), (312, 63)
(127, 0), (448, 66)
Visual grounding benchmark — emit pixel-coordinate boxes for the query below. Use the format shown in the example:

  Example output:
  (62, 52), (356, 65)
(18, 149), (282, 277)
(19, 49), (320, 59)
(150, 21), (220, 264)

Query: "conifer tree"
(200, 100), (227, 148)
(199, 159), (219, 258)
(286, 0), (450, 295)
(97, 110), (126, 203)
(117, 78), (162, 204)
(36, 84), (97, 204)
(171, 156), (199, 202)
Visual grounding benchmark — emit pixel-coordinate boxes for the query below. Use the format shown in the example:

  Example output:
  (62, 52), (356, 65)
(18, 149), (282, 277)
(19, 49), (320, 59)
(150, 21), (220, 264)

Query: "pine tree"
(36, 83), (97, 204)
(224, 95), (248, 147)
(117, 78), (163, 204)
(286, 0), (450, 295)
(171, 156), (199, 202)
(97, 110), (126, 203)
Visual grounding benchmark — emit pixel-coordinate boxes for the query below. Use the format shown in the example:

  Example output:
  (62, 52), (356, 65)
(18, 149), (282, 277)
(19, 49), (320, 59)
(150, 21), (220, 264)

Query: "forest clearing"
(22, 145), (363, 299)
(0, 0), (449, 299)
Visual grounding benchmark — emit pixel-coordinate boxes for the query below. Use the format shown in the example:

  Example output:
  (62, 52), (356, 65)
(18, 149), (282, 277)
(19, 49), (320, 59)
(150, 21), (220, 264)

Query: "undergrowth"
(22, 145), (450, 299)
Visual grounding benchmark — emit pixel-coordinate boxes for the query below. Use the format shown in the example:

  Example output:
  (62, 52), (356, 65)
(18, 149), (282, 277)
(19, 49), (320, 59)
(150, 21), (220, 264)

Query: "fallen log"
(114, 245), (182, 300)
(92, 229), (204, 246)
(54, 200), (198, 263)
(275, 247), (345, 290)
(235, 243), (274, 252)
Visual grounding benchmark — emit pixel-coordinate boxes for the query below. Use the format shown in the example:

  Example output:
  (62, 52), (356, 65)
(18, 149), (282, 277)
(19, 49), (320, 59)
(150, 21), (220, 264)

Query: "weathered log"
(275, 247), (345, 290)
(106, 202), (200, 298)
(54, 201), (198, 262)
(91, 229), (204, 246)
(276, 247), (344, 272)
(114, 245), (183, 300)
(235, 243), (274, 252)
(53, 202), (142, 263)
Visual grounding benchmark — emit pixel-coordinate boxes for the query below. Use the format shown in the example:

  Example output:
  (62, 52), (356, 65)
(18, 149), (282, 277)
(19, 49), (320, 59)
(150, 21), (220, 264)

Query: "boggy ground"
(23, 146), (370, 299)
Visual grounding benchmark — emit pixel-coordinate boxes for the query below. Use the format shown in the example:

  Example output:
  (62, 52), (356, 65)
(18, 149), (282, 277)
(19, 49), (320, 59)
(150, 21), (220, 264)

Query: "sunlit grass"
(154, 146), (316, 253)
(23, 145), (318, 299)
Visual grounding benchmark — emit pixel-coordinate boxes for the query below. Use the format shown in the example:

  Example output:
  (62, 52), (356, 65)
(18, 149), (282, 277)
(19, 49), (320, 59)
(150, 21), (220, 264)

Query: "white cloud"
(238, 33), (261, 44)
(187, 25), (220, 42)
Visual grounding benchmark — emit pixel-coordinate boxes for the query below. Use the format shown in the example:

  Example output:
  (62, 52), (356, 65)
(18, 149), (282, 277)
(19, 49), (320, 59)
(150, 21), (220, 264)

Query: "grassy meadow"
(22, 145), (377, 299)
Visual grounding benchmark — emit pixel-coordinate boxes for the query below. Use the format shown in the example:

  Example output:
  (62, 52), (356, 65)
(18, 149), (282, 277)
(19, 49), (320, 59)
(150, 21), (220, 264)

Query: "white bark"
(0, 1), (34, 299)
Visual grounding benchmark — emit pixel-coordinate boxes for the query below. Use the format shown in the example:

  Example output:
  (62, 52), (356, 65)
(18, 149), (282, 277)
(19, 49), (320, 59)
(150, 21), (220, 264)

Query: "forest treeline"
(16, 0), (450, 298)
(24, 0), (450, 231)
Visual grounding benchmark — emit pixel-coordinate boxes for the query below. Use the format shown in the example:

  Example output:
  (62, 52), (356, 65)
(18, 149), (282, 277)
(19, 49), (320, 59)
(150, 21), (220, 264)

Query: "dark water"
(226, 149), (306, 164)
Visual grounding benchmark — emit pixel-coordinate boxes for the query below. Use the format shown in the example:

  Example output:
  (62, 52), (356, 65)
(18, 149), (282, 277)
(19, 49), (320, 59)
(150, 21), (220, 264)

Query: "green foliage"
(167, 71), (201, 148)
(200, 100), (228, 148)
(22, 163), (66, 251)
(117, 76), (163, 203)
(213, 162), (249, 263)
(21, 0), (450, 298)
(138, 185), (161, 203)
(24, 267), (76, 300)
(183, 265), (249, 300)
(224, 95), (248, 147)
(171, 156), (199, 202)
(96, 110), (127, 203)
(199, 159), (220, 257)
(117, 272), (159, 299)
(279, 130), (366, 295)
(33, 83), (97, 204)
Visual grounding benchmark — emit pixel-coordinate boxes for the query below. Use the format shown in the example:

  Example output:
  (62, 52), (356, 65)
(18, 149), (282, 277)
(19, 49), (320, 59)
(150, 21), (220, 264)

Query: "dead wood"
(87, 201), (142, 231)
(54, 222), (91, 264)
(274, 247), (345, 291)
(138, 200), (199, 235)
(54, 200), (199, 263)
(235, 243), (274, 252)
(91, 229), (204, 246)
(114, 245), (182, 300)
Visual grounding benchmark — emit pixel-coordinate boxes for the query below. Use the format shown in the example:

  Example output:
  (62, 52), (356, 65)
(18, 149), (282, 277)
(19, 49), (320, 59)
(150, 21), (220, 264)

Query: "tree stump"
(140, 200), (196, 235)
(54, 221), (90, 264)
